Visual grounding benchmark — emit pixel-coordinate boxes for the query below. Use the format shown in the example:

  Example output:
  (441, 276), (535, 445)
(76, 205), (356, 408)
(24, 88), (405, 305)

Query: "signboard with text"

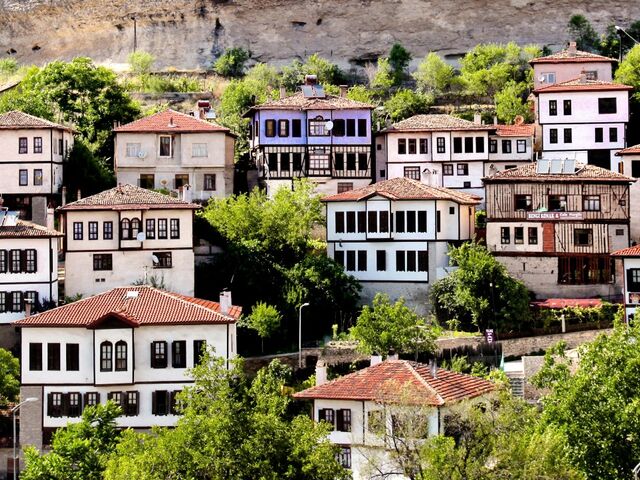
(526, 212), (584, 221)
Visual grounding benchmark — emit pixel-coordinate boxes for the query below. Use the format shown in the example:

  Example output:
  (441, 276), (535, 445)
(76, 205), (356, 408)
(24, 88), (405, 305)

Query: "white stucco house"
(14, 285), (240, 449)
(58, 184), (199, 297)
(0, 110), (74, 222)
(323, 177), (480, 314)
(615, 144), (640, 243)
(0, 211), (61, 323)
(612, 244), (640, 323)
(294, 359), (496, 480)
(114, 109), (236, 201)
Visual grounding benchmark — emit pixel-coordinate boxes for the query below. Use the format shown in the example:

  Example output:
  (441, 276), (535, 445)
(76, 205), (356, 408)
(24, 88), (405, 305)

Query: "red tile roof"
(249, 91), (374, 112)
(382, 114), (495, 133)
(484, 162), (634, 183)
(114, 109), (230, 134)
(494, 124), (535, 137)
(322, 177), (481, 204)
(534, 78), (632, 94)
(530, 47), (616, 64)
(14, 286), (241, 327)
(293, 360), (496, 405)
(0, 110), (72, 132)
(531, 298), (604, 309)
(0, 220), (62, 238)
(58, 184), (200, 211)
(611, 245), (640, 257)
(616, 144), (640, 156)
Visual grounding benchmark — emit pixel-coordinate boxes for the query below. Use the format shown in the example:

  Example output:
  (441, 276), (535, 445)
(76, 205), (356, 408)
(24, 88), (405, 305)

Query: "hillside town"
(1, 10), (640, 480)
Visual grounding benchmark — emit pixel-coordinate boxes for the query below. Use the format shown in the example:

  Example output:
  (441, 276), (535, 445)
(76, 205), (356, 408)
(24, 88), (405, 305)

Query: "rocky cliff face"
(2, 0), (640, 71)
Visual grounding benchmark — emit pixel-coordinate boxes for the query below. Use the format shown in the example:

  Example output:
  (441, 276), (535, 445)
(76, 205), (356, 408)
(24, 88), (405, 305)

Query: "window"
(514, 194), (532, 211)
(598, 97), (617, 114)
(32, 136), (43, 154)
(358, 118), (367, 136)
(398, 138), (406, 154)
(564, 128), (572, 143)
(595, 127), (603, 143)
(192, 143), (208, 157)
(609, 128), (618, 142)
(108, 391), (123, 407)
(549, 100), (557, 116)
(159, 136), (172, 157)
(101, 221), (113, 240)
(278, 119), (289, 137)
(124, 391), (139, 416)
(100, 341), (113, 371)
(346, 212), (356, 233)
(68, 393), (81, 417)
(158, 219), (168, 239)
(126, 143), (141, 157)
(357, 250), (367, 271)
(633, 161), (640, 178)
(548, 195), (567, 212)
(404, 166), (420, 180)
(172, 340), (187, 368)
(457, 164), (469, 176)
(408, 138), (417, 154)
(58, 139), (63, 156)
(501, 140), (512, 153)
(19, 169), (28, 186)
(396, 211), (405, 233)
(336, 409), (352, 432)
(337, 447), (351, 469)
(23, 291), (37, 311)
(174, 174), (189, 190)
(48, 393), (63, 417)
(443, 164), (453, 176)
(549, 128), (558, 144)
(419, 138), (428, 154)
(139, 174), (154, 189)
(337, 182), (353, 194)
(358, 153), (368, 171)
(193, 340), (206, 366)
(140, 220), (153, 241)
(153, 252), (172, 268)
(9, 250), (20, 273)
(627, 268), (640, 292)
(291, 119), (302, 137)
(418, 211), (427, 232)
(516, 139), (526, 153)
(406, 211), (416, 233)
(449, 206), (455, 215)
(585, 70), (598, 80)
(24, 249), (37, 273)
(453, 137), (462, 153)
(346, 119), (356, 137)
(334, 152), (344, 170)
(0, 250), (6, 273)
(73, 222), (83, 240)
(464, 137), (474, 153)
(475, 137), (484, 153)
(120, 218), (131, 240)
(541, 72), (556, 84)
(84, 392), (100, 409)
(204, 174), (216, 190)
(10, 292), (22, 312)
(367, 211), (378, 233)
(152, 391), (170, 416)
(574, 228), (593, 246)
(19, 137), (28, 154)
(563, 99), (572, 115)
(265, 119), (276, 137)
(501, 227), (510, 244)
(436, 137), (445, 153)
(332, 119), (345, 136)
(151, 341), (168, 368)
(489, 139), (498, 153)
(396, 250), (405, 271)
(318, 408), (335, 426)
(528, 227), (538, 245)
(66, 344), (79, 371)
(335, 212), (345, 233)
(86, 221), (98, 241)
(115, 341), (127, 371)
(0, 292), (6, 313)
(558, 255), (614, 284)
(29, 343), (42, 371)
(616, 228), (625, 236)
(376, 250), (386, 271)
(34, 169), (43, 186)
(309, 116), (329, 136)
(170, 219), (180, 239)
(583, 195), (600, 211)
(346, 251), (356, 271)
(514, 227), (524, 244)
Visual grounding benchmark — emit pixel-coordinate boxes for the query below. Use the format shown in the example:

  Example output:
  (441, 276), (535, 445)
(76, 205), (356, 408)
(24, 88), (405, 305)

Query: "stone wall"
(18, 386), (42, 451)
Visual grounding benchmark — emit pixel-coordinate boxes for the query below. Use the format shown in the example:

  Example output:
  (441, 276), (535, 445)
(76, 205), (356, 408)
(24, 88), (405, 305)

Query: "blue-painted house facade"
(246, 79), (374, 195)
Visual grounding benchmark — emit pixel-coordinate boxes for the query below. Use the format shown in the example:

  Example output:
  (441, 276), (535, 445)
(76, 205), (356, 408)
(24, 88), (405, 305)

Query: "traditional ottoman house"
(484, 160), (634, 299)
(294, 359), (496, 480)
(487, 122), (536, 172)
(14, 285), (240, 450)
(0, 210), (61, 324)
(615, 145), (640, 242)
(114, 109), (235, 201)
(246, 76), (374, 196)
(0, 111), (74, 223)
(323, 177), (480, 314)
(58, 184), (198, 297)
(612, 244), (640, 323)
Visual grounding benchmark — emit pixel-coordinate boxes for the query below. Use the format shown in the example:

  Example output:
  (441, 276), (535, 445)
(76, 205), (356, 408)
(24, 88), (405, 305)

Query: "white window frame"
(158, 135), (173, 158)
(541, 72), (556, 84)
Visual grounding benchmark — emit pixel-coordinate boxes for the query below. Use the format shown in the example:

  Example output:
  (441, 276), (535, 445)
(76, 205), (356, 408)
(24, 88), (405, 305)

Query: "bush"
(127, 51), (156, 75)
(214, 47), (250, 78)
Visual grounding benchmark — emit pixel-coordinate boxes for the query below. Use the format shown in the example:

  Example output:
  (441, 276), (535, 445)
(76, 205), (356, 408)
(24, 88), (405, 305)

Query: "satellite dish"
(325, 120), (334, 131)
(538, 75), (546, 83)
(151, 255), (159, 265)
(137, 151), (147, 159)
(136, 232), (146, 242)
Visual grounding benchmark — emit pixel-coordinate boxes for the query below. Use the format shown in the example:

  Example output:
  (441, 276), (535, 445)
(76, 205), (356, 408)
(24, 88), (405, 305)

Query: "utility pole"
(132, 16), (137, 53)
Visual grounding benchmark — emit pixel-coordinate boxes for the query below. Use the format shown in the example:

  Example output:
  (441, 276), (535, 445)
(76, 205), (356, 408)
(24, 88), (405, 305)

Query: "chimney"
(387, 353), (399, 361)
(473, 112), (482, 125)
(24, 301), (32, 318)
(46, 207), (54, 230)
(493, 115), (498, 125)
(279, 86), (287, 99)
(304, 74), (318, 85)
(339, 85), (348, 98)
(61, 186), (67, 206)
(430, 359), (438, 379)
(568, 41), (577, 54)
(219, 289), (232, 315)
(315, 360), (328, 386)
(370, 354), (383, 366)
(76, 189), (81, 201)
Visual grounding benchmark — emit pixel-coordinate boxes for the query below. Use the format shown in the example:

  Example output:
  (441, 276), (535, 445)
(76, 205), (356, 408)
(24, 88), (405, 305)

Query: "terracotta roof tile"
(534, 78), (632, 94)
(382, 114), (494, 133)
(494, 124), (535, 137)
(58, 184), (200, 211)
(612, 245), (640, 257)
(484, 162), (634, 182)
(293, 360), (496, 405)
(250, 91), (374, 112)
(322, 177), (482, 204)
(616, 144), (640, 156)
(530, 47), (616, 64)
(531, 298), (604, 309)
(14, 286), (241, 327)
(114, 109), (230, 133)
(0, 111), (72, 131)
(0, 220), (62, 238)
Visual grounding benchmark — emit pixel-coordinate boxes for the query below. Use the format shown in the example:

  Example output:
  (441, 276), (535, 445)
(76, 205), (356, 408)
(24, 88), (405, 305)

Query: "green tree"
(280, 54), (345, 91)
(616, 44), (640, 102)
(384, 89), (434, 122)
(600, 21), (640, 59)
(64, 139), (116, 196)
(494, 80), (533, 123)
(533, 319), (640, 480)
(0, 348), (19, 406)
(214, 47), (251, 78)
(567, 14), (600, 53)
(104, 355), (349, 480)
(243, 302), (282, 352)
(413, 52), (456, 94)
(350, 293), (438, 357)
(22, 402), (122, 480)
(127, 51), (156, 75)
(388, 43), (412, 85)
(371, 57), (395, 94)
(430, 242), (531, 332)
(0, 58), (18, 79)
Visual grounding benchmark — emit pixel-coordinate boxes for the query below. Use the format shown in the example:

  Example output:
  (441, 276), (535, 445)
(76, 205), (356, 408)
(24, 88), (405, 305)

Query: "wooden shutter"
(47, 393), (54, 416)
(151, 391), (157, 415)
(61, 393), (70, 417)
(32, 250), (37, 272)
(20, 250), (27, 273)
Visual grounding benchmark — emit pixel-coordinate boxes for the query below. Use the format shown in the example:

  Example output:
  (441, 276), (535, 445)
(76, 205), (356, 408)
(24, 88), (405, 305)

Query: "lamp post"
(298, 302), (310, 368)
(12, 397), (37, 480)
(615, 25), (640, 61)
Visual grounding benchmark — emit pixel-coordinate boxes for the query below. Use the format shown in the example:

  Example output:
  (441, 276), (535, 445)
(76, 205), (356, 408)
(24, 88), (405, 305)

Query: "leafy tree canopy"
(214, 47), (251, 78)
(388, 43), (412, 84)
(0, 348), (19, 406)
(384, 89), (434, 122)
(567, 14), (600, 53)
(616, 44), (640, 103)
(494, 79), (533, 124)
(280, 54), (345, 92)
(64, 139), (116, 196)
(127, 51), (156, 75)
(413, 52), (456, 94)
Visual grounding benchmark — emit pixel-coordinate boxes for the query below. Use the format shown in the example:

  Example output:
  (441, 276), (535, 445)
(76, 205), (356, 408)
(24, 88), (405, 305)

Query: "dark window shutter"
(336, 409), (344, 431)
(61, 393), (69, 417)
(150, 343), (156, 368)
(83, 393), (89, 410)
(318, 409), (326, 422)
(47, 393), (53, 416)
(152, 391), (157, 415)
(20, 250), (26, 273)
(134, 392), (140, 415)
(33, 250), (37, 272)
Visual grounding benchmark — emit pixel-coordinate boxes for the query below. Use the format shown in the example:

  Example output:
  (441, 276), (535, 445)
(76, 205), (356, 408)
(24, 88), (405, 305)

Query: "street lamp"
(615, 25), (640, 61)
(12, 397), (37, 480)
(298, 302), (310, 368)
